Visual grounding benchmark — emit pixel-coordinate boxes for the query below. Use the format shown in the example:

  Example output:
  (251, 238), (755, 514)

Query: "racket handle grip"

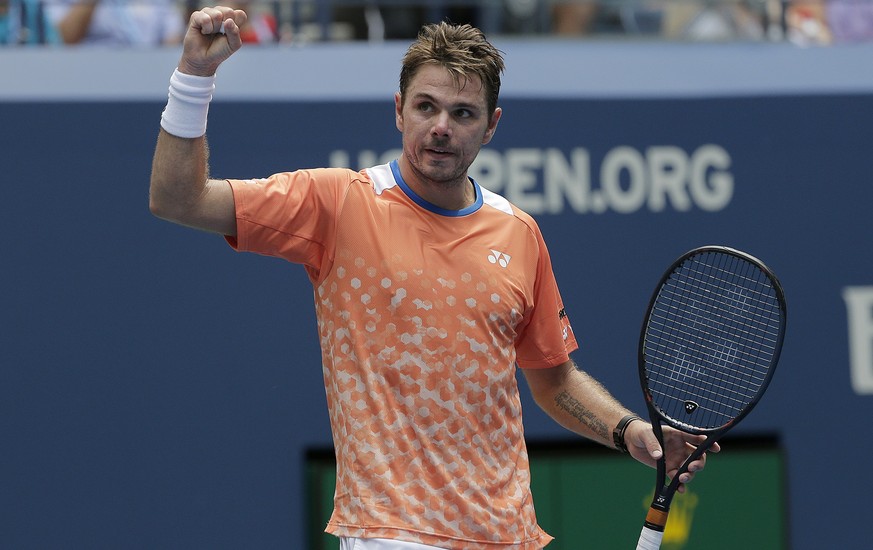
(636, 526), (664, 550)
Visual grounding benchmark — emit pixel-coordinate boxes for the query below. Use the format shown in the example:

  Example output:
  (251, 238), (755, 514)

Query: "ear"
(482, 107), (502, 145)
(394, 92), (403, 132)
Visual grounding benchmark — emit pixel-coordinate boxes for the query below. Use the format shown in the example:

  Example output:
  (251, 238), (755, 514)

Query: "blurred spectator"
(662, 1), (764, 41)
(785, 0), (831, 44)
(1, 0), (61, 44)
(227, 0), (278, 43)
(550, 1), (662, 37)
(501, 0), (547, 35)
(823, 0), (873, 43)
(336, 4), (482, 41)
(552, 2), (598, 35)
(45, 0), (184, 46)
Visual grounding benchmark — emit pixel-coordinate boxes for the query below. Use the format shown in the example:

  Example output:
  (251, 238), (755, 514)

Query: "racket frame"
(637, 245), (787, 530)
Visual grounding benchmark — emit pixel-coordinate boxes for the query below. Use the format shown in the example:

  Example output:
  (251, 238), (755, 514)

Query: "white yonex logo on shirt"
(488, 250), (511, 268)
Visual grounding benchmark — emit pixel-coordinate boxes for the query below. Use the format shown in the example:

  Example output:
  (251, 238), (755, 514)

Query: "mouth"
(425, 146), (454, 158)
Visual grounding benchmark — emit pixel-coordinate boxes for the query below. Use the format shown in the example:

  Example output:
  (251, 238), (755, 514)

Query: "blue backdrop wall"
(2, 43), (872, 549)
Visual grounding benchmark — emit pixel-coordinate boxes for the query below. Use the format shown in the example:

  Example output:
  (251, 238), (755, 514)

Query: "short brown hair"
(399, 22), (505, 116)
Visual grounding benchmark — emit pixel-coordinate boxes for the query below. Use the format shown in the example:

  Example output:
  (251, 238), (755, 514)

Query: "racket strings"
(652, 285), (783, 349)
(643, 252), (783, 430)
(646, 305), (775, 395)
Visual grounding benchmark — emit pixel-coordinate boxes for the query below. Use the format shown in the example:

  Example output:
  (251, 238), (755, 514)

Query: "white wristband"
(160, 69), (216, 138)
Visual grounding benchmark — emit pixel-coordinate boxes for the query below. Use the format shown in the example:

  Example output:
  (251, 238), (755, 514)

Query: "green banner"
(306, 438), (786, 549)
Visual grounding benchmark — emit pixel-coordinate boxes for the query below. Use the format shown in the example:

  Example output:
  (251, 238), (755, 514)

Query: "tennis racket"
(635, 246), (787, 550)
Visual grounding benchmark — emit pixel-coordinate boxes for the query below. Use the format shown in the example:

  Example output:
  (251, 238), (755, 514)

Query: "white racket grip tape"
(636, 526), (664, 550)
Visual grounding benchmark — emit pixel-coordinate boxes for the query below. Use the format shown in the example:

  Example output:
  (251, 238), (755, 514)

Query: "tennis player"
(149, 6), (717, 549)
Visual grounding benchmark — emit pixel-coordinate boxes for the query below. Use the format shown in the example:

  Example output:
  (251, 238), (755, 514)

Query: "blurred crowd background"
(2, 0), (873, 47)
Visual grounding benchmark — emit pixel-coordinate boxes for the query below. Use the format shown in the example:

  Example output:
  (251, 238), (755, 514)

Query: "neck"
(397, 158), (475, 211)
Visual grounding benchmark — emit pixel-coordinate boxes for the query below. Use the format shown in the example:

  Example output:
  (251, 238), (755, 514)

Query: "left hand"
(624, 420), (720, 493)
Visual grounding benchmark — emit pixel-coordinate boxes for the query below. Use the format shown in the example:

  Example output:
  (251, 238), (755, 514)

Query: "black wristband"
(612, 414), (643, 453)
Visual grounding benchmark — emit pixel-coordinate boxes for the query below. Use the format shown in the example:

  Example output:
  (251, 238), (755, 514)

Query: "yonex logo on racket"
(487, 249), (511, 268)
(684, 401), (699, 414)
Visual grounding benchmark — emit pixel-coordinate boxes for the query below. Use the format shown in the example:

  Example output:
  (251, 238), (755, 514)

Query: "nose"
(431, 111), (451, 137)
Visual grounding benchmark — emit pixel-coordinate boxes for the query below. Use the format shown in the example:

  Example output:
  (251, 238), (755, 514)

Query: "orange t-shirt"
(226, 161), (578, 549)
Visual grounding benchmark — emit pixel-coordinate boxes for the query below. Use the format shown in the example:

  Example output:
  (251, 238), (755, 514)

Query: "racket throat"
(644, 504), (669, 532)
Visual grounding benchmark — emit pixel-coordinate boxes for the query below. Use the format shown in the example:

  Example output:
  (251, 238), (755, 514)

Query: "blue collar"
(389, 160), (482, 217)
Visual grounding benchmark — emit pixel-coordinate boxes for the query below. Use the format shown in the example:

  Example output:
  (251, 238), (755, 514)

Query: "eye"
(455, 109), (473, 118)
(417, 102), (434, 113)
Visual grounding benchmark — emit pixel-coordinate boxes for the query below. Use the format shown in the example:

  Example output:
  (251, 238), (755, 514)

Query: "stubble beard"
(406, 145), (470, 192)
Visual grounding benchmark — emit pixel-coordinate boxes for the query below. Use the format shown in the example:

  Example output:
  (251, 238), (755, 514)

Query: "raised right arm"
(149, 131), (236, 235)
(148, 6), (247, 236)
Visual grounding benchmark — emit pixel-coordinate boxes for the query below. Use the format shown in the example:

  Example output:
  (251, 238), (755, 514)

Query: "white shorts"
(339, 537), (446, 550)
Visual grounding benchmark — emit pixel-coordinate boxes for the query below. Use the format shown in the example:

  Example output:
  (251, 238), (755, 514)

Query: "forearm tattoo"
(555, 390), (610, 441)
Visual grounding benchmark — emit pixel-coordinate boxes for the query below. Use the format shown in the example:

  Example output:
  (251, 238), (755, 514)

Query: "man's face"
(395, 64), (501, 191)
